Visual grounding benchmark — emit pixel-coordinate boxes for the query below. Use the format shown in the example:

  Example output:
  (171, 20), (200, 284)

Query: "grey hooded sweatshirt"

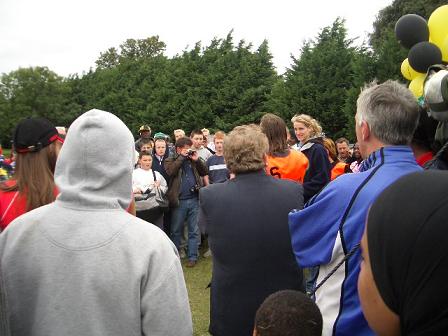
(0, 109), (192, 336)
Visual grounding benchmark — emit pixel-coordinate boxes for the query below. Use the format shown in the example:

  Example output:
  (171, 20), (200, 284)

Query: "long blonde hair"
(291, 114), (323, 139)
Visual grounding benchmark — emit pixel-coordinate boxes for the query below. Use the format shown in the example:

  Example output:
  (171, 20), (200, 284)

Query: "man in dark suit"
(199, 124), (304, 336)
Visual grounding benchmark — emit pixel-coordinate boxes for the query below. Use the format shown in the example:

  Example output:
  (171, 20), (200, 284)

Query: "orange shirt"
(266, 150), (309, 183)
(331, 162), (349, 181)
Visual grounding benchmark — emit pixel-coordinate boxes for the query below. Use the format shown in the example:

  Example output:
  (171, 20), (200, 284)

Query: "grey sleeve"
(0, 265), (11, 336)
(141, 258), (192, 336)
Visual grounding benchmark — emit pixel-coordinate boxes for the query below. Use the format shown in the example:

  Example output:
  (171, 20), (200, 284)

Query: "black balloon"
(408, 42), (443, 73)
(395, 14), (429, 49)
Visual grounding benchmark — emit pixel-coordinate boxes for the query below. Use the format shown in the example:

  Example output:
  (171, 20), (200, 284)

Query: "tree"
(0, 67), (75, 145)
(269, 19), (358, 139)
(150, 32), (277, 134)
(95, 47), (120, 69)
(95, 36), (166, 70)
(342, 46), (377, 140)
(119, 36), (166, 61)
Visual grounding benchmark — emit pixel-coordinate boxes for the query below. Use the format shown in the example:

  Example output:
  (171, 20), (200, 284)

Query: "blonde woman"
(291, 114), (331, 202)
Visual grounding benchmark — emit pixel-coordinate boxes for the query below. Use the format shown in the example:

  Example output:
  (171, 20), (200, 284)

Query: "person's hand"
(133, 189), (142, 194)
(190, 151), (199, 161)
(154, 180), (161, 188)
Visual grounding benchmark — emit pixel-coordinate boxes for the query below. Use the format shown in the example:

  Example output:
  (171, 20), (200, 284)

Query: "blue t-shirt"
(206, 155), (229, 184)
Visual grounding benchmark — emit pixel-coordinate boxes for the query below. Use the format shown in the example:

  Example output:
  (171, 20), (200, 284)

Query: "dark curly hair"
(254, 290), (322, 336)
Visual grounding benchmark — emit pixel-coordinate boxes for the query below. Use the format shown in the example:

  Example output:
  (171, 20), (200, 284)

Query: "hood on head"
(55, 109), (135, 210)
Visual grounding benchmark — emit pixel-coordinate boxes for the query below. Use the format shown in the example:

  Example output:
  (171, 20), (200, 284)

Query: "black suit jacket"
(199, 170), (304, 336)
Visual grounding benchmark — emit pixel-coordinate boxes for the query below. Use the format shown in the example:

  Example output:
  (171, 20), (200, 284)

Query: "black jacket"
(301, 138), (331, 202)
(152, 151), (170, 184)
(199, 170), (304, 336)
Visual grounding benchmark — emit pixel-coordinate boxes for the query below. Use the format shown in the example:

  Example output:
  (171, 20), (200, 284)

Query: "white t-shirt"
(132, 168), (168, 211)
(132, 168), (168, 195)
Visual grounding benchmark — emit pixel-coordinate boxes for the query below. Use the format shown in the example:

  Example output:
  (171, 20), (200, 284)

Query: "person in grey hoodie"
(0, 265), (11, 336)
(0, 109), (193, 336)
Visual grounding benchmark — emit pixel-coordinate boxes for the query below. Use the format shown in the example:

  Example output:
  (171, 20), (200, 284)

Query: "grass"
(182, 254), (213, 336)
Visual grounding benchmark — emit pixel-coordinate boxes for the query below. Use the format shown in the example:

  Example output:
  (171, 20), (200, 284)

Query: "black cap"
(14, 117), (60, 153)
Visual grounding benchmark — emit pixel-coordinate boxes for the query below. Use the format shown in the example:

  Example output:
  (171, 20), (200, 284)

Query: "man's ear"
(361, 121), (370, 142)
(263, 153), (268, 167)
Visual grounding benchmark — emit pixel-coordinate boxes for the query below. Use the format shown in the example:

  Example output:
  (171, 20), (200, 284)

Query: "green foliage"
(78, 32), (276, 137)
(95, 36), (166, 69)
(267, 18), (362, 140)
(342, 46), (377, 140)
(2, 0), (442, 144)
(0, 67), (77, 145)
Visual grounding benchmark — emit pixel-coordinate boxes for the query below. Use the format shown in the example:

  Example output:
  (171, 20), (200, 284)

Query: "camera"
(186, 149), (196, 157)
(190, 185), (201, 193)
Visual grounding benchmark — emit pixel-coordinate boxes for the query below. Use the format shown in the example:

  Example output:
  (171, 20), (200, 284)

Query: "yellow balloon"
(401, 58), (423, 80)
(409, 74), (426, 98)
(428, 5), (448, 48)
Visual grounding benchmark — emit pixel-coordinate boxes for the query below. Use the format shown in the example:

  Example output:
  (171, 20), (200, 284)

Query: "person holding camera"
(164, 137), (208, 267)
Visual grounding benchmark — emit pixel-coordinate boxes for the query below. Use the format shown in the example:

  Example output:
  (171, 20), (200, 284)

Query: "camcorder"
(134, 188), (155, 202)
(186, 149), (197, 158)
(190, 185), (201, 194)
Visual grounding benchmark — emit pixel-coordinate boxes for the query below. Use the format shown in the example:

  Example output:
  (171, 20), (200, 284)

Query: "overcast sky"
(0, 0), (392, 77)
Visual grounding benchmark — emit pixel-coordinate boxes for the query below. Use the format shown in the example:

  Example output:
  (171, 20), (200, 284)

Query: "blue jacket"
(289, 146), (422, 336)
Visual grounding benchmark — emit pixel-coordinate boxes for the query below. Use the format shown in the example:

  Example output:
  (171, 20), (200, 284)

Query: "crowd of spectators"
(1, 79), (448, 335)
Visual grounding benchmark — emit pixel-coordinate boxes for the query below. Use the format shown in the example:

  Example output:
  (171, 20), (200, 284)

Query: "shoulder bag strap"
(309, 243), (360, 297)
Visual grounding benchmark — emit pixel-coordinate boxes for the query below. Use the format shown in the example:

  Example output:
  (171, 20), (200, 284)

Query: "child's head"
(140, 139), (153, 153)
(253, 290), (322, 336)
(138, 151), (153, 170)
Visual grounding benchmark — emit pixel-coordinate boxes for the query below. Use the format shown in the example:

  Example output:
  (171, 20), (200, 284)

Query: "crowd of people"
(0, 79), (448, 336)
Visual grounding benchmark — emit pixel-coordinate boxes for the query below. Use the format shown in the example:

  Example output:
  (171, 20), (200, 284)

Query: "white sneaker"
(203, 249), (212, 258)
(179, 249), (187, 259)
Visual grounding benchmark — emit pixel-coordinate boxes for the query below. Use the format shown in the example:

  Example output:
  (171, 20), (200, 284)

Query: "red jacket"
(0, 180), (58, 230)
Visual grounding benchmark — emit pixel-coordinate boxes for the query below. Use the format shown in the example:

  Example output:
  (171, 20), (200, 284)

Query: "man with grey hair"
(289, 80), (422, 336)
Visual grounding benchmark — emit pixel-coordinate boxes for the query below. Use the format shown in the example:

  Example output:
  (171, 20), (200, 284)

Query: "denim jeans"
(305, 266), (319, 298)
(170, 197), (199, 261)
